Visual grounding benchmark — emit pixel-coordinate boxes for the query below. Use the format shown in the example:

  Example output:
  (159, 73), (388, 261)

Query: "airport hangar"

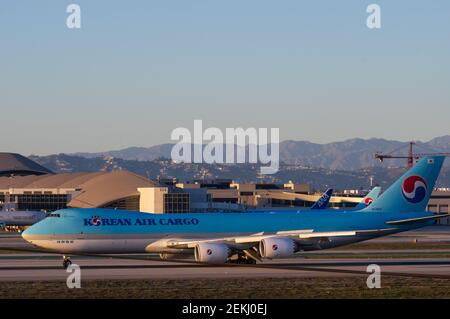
(0, 152), (449, 224)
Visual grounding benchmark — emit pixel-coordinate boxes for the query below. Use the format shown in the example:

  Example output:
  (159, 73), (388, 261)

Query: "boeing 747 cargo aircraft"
(22, 156), (449, 267)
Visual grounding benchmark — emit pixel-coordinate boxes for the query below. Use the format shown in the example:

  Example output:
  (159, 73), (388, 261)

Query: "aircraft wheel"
(246, 259), (257, 265)
(236, 257), (256, 265)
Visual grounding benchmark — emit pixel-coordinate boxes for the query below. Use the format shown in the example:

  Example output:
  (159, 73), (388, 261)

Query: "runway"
(1, 254), (450, 281)
(1, 227), (450, 282)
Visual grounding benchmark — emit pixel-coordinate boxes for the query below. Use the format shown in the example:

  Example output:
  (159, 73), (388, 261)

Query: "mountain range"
(28, 136), (450, 190)
(72, 136), (450, 170)
(29, 153), (450, 190)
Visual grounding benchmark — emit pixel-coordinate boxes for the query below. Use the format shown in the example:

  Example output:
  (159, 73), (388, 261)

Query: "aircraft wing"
(165, 229), (313, 248)
(165, 228), (397, 249)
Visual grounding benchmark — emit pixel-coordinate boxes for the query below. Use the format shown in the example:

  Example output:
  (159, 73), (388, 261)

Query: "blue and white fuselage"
(22, 208), (433, 254)
(22, 156), (449, 264)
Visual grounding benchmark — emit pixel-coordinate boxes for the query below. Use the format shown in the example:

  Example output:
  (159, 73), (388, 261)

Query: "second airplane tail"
(353, 186), (382, 210)
(311, 188), (333, 210)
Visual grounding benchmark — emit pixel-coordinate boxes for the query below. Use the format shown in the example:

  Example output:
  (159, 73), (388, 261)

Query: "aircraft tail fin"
(362, 156), (445, 213)
(311, 188), (333, 210)
(354, 187), (382, 210)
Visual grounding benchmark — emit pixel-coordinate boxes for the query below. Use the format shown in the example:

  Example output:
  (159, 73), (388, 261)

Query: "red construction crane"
(375, 141), (450, 169)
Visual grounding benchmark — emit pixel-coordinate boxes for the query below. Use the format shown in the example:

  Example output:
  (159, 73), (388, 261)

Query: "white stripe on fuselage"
(24, 232), (388, 254)
(23, 232), (252, 254)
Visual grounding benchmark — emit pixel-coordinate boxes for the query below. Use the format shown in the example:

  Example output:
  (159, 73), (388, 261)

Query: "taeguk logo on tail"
(402, 176), (428, 204)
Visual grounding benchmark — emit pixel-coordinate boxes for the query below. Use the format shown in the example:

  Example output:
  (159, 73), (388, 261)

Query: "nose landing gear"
(62, 255), (72, 269)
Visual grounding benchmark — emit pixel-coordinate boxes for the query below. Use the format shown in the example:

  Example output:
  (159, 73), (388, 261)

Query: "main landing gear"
(62, 255), (72, 269)
(228, 253), (257, 265)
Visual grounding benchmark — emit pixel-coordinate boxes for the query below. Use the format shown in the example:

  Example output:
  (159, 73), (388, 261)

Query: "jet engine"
(259, 238), (297, 259)
(194, 243), (230, 264)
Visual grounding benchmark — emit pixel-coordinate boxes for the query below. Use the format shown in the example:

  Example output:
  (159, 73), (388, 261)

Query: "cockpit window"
(48, 213), (61, 217)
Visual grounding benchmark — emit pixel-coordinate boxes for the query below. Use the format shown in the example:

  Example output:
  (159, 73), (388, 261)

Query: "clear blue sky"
(1, 1), (449, 155)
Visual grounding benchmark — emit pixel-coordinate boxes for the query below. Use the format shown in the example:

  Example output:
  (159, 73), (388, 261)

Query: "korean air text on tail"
(362, 156), (445, 213)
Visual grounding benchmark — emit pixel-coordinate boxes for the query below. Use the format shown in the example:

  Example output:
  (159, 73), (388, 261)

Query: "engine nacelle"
(194, 243), (230, 264)
(259, 238), (297, 259)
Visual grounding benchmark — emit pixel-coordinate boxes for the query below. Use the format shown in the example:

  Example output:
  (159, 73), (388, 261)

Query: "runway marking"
(1, 261), (450, 280)
(0, 264), (209, 271)
(1, 246), (450, 280)
(254, 264), (450, 280)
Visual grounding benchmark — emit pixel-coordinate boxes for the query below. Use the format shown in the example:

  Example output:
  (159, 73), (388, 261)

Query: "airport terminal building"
(0, 153), (52, 177)
(0, 153), (449, 224)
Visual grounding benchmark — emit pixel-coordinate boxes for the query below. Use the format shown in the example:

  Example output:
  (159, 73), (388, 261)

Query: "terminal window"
(164, 193), (190, 213)
(102, 196), (140, 211)
(16, 194), (68, 212)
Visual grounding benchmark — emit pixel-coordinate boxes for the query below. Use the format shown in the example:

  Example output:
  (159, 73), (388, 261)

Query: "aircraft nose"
(21, 226), (35, 242)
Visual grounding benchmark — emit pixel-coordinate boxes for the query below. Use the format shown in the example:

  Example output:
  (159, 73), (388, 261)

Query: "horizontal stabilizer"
(386, 214), (450, 225)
